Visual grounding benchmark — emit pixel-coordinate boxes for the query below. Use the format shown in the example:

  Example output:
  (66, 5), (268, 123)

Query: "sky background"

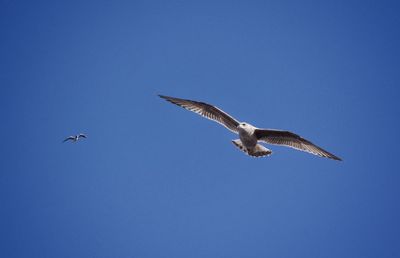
(1, 1), (399, 257)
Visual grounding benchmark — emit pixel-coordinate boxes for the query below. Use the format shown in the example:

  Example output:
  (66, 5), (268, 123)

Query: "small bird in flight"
(63, 133), (87, 143)
(159, 95), (341, 160)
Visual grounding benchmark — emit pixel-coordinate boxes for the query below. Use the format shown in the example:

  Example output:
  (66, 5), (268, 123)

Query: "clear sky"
(1, 1), (399, 257)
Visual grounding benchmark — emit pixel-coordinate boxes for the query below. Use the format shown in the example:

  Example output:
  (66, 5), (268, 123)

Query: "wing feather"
(255, 129), (341, 160)
(63, 136), (74, 143)
(159, 95), (240, 133)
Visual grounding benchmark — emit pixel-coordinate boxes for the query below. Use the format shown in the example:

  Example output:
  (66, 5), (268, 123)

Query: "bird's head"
(238, 122), (256, 131)
(238, 122), (247, 129)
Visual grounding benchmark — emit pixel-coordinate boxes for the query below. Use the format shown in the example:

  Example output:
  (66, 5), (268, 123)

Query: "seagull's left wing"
(159, 95), (240, 133)
(63, 136), (74, 142)
(255, 129), (341, 160)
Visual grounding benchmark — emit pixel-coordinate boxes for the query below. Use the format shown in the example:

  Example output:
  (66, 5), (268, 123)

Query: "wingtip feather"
(158, 94), (169, 100)
(332, 155), (342, 161)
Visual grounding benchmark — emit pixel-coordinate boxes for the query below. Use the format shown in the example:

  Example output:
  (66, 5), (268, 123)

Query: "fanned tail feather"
(232, 139), (272, 158)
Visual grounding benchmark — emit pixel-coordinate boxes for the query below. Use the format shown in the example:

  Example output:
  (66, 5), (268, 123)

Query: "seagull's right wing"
(255, 129), (342, 161)
(78, 134), (87, 138)
(63, 136), (74, 143)
(159, 95), (240, 133)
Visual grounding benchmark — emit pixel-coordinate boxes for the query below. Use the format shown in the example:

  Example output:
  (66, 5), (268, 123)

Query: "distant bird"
(159, 95), (341, 160)
(63, 133), (87, 143)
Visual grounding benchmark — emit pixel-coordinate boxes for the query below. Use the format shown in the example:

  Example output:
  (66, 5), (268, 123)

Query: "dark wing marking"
(255, 129), (341, 161)
(63, 136), (75, 143)
(78, 134), (87, 138)
(159, 95), (240, 133)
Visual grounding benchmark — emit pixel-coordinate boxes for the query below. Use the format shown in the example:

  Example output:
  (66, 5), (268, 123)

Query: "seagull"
(159, 95), (341, 160)
(63, 133), (87, 143)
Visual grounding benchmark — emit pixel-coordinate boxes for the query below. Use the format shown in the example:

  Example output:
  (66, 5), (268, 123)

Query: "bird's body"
(63, 133), (87, 143)
(159, 95), (341, 160)
(236, 123), (272, 157)
(238, 122), (258, 148)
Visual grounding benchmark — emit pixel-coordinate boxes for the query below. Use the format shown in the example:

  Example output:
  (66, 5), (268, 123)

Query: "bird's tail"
(232, 139), (272, 158)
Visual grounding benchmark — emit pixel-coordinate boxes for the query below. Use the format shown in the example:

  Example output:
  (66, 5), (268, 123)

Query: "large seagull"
(159, 95), (341, 160)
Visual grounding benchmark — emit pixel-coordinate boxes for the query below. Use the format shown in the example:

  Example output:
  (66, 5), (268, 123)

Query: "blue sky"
(1, 1), (399, 257)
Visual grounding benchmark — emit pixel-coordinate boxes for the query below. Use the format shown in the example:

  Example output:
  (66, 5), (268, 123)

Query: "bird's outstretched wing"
(255, 129), (341, 160)
(159, 95), (240, 133)
(63, 136), (75, 143)
(78, 134), (87, 139)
